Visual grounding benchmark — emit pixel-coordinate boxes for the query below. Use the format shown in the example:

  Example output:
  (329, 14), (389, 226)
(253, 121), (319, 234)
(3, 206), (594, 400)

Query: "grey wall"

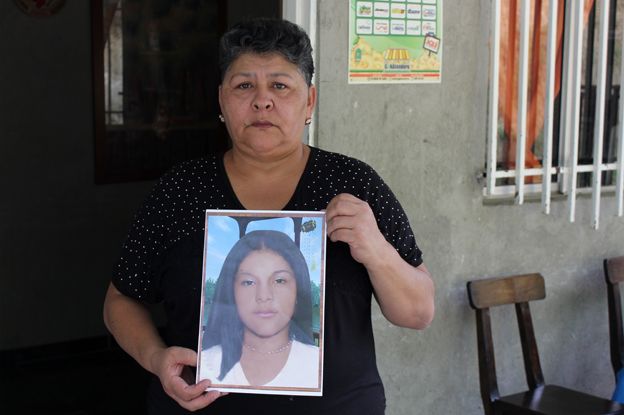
(1, 1), (624, 415)
(317, 1), (624, 414)
(0, 2), (153, 349)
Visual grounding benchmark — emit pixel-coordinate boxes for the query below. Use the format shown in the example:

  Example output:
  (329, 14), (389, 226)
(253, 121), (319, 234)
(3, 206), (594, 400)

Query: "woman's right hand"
(150, 346), (226, 411)
(103, 284), (225, 410)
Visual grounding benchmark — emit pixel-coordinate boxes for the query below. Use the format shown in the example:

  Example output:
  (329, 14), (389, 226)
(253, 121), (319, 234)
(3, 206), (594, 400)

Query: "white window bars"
(485, 0), (624, 229)
(103, 0), (124, 126)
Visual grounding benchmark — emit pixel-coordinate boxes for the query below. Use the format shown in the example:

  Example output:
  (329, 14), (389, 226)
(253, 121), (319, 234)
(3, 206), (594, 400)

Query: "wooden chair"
(467, 273), (624, 415)
(605, 257), (624, 382)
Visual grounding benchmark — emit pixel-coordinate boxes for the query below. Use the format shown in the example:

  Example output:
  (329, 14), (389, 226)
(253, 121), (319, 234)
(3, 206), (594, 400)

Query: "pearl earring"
(304, 118), (312, 125)
(218, 114), (225, 123)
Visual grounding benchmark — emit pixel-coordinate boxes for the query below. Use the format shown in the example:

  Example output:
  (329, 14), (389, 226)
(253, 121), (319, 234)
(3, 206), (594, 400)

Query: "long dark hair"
(203, 230), (314, 380)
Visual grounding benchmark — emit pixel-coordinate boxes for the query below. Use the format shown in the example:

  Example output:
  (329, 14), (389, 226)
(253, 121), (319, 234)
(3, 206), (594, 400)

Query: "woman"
(103, 17), (434, 414)
(199, 230), (319, 389)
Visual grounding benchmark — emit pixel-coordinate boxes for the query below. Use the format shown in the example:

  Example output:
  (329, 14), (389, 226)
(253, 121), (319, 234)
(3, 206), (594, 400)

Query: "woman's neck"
(239, 329), (293, 386)
(224, 144), (310, 210)
(242, 329), (292, 354)
(225, 143), (308, 177)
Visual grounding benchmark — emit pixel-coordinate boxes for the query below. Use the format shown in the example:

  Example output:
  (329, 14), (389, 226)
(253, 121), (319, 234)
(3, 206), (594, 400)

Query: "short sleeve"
(299, 148), (424, 268)
(361, 164), (423, 267)
(112, 172), (173, 303)
(111, 155), (236, 305)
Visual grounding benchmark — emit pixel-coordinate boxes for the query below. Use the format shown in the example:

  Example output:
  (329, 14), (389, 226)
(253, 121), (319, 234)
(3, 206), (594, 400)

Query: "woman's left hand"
(326, 193), (435, 329)
(325, 193), (389, 268)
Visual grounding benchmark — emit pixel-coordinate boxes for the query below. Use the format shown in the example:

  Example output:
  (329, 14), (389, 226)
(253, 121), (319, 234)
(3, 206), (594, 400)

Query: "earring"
(218, 114), (225, 123)
(304, 118), (312, 125)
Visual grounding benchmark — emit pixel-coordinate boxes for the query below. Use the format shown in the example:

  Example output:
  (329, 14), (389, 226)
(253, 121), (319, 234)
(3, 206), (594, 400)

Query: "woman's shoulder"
(310, 147), (378, 176)
(149, 155), (224, 201)
(292, 340), (319, 355)
(200, 344), (223, 360)
(275, 340), (320, 387)
(199, 345), (223, 381)
(310, 146), (375, 172)
(306, 146), (385, 197)
(159, 155), (221, 182)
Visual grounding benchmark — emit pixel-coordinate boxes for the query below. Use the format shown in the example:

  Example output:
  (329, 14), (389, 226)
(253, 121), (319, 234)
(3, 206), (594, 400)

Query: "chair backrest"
(605, 256), (624, 377)
(467, 273), (546, 412)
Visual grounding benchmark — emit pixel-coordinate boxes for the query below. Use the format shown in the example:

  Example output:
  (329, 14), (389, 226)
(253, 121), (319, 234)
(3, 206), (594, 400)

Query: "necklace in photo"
(244, 339), (293, 355)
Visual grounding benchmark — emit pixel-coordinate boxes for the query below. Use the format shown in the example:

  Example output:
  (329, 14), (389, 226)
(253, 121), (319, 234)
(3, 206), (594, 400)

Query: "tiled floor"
(0, 337), (149, 414)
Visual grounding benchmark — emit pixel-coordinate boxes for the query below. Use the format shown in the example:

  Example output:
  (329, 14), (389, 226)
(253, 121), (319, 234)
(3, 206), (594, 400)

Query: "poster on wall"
(196, 210), (326, 396)
(348, 0), (443, 84)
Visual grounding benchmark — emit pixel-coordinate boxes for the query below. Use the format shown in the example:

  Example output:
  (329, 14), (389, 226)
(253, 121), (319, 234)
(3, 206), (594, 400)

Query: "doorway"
(92, 0), (281, 184)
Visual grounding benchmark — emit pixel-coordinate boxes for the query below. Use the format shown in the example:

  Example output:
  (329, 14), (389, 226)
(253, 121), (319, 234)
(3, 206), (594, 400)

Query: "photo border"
(196, 209), (326, 396)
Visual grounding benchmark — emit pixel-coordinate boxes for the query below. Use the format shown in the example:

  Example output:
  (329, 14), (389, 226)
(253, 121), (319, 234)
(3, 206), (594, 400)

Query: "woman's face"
(234, 248), (297, 339)
(219, 52), (316, 158)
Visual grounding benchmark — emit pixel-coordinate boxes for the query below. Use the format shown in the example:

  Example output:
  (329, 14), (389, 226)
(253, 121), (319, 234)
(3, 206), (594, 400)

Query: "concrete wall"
(0, 2), (153, 349)
(1, 1), (623, 415)
(316, 1), (624, 414)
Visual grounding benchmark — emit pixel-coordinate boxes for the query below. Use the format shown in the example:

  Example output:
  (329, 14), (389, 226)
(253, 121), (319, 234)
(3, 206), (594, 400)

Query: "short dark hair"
(219, 18), (314, 86)
(202, 230), (314, 381)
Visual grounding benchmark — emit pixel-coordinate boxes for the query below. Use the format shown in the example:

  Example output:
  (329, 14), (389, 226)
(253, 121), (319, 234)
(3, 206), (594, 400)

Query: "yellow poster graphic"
(348, 0), (443, 84)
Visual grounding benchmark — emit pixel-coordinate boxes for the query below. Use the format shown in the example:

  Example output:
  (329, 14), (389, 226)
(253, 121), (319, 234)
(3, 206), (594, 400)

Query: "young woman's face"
(234, 248), (297, 339)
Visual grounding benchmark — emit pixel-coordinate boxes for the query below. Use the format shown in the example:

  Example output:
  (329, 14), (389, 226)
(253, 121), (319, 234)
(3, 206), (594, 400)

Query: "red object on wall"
(14, 0), (66, 17)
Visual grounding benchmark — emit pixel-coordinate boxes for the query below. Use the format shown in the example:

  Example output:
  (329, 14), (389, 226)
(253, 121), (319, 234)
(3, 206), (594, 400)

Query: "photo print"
(196, 210), (326, 396)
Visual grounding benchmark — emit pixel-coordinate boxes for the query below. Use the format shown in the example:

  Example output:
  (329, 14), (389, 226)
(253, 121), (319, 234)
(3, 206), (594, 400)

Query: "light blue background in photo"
(204, 215), (324, 285)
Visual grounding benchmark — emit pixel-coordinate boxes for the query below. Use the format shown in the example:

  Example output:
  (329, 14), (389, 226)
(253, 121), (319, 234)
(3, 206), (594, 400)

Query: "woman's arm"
(103, 283), (225, 410)
(325, 193), (435, 329)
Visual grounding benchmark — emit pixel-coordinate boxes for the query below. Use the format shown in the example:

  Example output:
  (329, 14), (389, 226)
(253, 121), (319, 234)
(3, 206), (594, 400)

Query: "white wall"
(316, 1), (624, 414)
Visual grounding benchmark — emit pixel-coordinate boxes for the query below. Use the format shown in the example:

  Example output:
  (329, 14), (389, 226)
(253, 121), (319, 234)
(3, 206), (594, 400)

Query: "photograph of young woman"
(199, 229), (320, 390)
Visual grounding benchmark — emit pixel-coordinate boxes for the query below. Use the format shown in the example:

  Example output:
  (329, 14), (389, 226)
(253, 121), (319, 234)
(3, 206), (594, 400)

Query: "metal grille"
(485, 0), (624, 229)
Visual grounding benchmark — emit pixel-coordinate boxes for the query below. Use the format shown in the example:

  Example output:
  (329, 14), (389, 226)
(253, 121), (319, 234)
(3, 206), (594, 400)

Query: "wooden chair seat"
(495, 385), (623, 415)
(467, 273), (624, 415)
(605, 256), (624, 402)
